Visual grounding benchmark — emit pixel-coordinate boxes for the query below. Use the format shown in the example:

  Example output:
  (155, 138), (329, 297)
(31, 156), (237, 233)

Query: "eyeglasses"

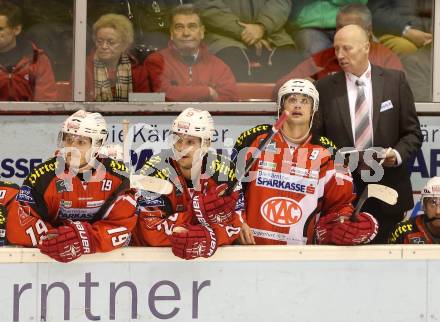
(95, 38), (121, 48)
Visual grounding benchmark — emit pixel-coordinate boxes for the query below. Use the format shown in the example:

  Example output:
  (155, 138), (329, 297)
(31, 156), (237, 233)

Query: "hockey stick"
(122, 119), (130, 165)
(351, 184), (398, 221)
(224, 110), (289, 195)
(130, 174), (173, 195)
(121, 120), (174, 195)
(94, 120), (173, 221)
(91, 119), (134, 222)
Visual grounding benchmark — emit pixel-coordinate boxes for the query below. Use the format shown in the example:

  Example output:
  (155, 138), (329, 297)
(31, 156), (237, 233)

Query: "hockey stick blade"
(130, 175), (173, 195)
(225, 111), (289, 195)
(352, 184), (398, 220)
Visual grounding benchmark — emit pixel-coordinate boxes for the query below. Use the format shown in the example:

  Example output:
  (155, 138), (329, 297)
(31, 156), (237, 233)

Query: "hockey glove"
(316, 212), (378, 245)
(39, 221), (96, 263)
(190, 184), (239, 225)
(169, 224), (217, 260)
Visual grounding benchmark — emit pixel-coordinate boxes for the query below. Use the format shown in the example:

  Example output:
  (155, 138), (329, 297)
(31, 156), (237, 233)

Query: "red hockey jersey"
(0, 181), (20, 245)
(132, 150), (243, 247)
(233, 124), (355, 245)
(7, 157), (137, 252)
(388, 215), (439, 244)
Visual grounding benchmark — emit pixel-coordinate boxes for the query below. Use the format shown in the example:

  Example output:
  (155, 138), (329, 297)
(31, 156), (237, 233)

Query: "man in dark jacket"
(315, 24), (423, 243)
(196, 0), (301, 82)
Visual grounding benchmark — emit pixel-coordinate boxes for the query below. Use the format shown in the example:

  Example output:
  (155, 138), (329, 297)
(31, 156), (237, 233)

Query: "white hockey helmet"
(277, 79), (319, 116)
(421, 177), (440, 205)
(58, 110), (108, 154)
(171, 108), (214, 147)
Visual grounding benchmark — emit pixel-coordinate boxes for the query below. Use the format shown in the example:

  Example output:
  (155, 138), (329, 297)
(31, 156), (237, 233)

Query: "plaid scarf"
(93, 53), (133, 102)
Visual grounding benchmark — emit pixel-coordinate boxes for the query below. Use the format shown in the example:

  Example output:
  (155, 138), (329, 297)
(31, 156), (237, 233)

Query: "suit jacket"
(315, 65), (422, 211)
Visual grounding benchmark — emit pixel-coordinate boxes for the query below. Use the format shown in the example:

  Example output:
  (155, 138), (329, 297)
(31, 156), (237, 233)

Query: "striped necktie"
(354, 79), (372, 149)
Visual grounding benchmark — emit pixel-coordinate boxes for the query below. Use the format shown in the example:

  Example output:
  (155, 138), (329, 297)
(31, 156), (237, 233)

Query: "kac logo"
(260, 197), (302, 227)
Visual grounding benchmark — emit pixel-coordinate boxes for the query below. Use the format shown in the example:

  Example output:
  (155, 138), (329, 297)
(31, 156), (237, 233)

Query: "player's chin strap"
(280, 112), (316, 145)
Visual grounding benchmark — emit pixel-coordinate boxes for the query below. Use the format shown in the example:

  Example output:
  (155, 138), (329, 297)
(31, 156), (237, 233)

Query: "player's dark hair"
(170, 4), (202, 26)
(311, 110), (322, 135)
(338, 3), (372, 32)
(0, 0), (22, 27)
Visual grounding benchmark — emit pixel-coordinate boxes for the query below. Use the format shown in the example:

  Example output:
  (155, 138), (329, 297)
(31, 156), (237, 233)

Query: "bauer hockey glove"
(316, 212), (378, 245)
(190, 183), (239, 226)
(169, 224), (217, 260)
(39, 220), (96, 263)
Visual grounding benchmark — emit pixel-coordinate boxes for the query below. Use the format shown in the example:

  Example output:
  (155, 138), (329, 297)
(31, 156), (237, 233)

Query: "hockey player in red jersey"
(234, 79), (378, 245)
(7, 110), (137, 262)
(132, 108), (242, 259)
(0, 181), (19, 246)
(389, 177), (440, 244)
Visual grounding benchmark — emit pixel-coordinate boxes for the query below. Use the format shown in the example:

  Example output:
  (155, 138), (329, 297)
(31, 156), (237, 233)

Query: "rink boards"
(0, 245), (439, 322)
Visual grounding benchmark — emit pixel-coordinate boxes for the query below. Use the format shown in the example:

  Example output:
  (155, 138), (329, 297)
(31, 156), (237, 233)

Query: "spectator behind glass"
(145, 4), (238, 102)
(0, 0), (57, 101)
(10, 0), (74, 81)
(88, 0), (194, 61)
(401, 44), (432, 102)
(196, 0), (301, 83)
(286, 0), (367, 56)
(274, 4), (404, 97)
(86, 13), (150, 102)
(369, 0), (432, 55)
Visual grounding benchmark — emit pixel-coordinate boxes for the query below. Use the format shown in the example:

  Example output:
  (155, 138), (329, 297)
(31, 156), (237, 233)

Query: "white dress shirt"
(344, 62), (402, 165)
(345, 62), (373, 145)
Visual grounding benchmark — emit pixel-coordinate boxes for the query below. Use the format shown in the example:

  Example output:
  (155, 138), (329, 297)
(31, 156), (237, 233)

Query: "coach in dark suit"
(315, 24), (422, 243)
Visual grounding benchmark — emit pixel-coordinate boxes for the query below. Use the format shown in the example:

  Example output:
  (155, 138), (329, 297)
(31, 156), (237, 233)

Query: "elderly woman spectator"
(86, 13), (150, 101)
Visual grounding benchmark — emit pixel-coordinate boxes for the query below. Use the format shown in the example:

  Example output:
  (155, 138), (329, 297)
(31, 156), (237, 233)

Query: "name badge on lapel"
(380, 100), (393, 112)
